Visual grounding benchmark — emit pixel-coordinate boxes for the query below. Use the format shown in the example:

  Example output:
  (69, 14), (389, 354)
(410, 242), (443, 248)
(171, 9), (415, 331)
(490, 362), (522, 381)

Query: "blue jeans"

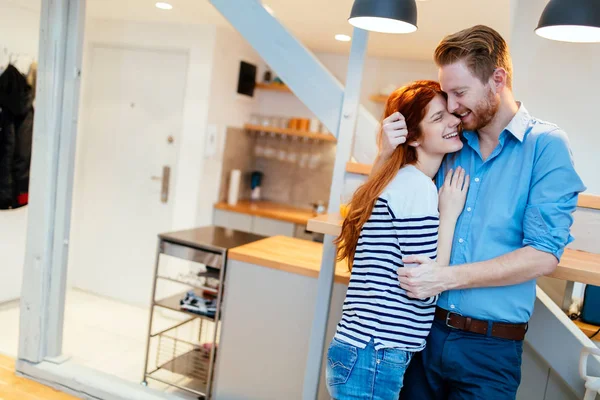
(326, 338), (413, 400)
(400, 319), (523, 400)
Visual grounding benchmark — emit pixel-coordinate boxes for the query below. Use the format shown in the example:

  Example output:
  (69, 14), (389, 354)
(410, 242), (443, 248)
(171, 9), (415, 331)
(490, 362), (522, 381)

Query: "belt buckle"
(445, 311), (462, 329)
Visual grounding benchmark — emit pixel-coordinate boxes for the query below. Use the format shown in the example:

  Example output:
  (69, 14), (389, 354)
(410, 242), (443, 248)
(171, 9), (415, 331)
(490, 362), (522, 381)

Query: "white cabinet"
(251, 216), (295, 237)
(213, 209), (253, 232)
(212, 209), (298, 238)
(214, 259), (348, 400)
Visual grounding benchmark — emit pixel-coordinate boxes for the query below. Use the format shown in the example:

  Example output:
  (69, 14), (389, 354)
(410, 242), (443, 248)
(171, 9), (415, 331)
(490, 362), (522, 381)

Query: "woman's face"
(413, 94), (463, 155)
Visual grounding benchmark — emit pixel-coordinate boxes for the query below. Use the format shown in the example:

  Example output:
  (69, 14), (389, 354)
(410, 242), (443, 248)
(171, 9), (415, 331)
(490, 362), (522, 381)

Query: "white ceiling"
(11, 0), (511, 61)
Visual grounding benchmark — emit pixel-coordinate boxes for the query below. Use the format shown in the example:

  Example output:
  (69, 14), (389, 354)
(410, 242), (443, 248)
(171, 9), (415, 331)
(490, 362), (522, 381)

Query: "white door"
(69, 46), (188, 306)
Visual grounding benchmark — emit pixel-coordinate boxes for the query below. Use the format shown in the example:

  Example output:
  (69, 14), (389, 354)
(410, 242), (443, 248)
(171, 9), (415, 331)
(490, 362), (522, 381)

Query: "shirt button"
(450, 304), (456, 309)
(474, 178), (480, 182)
(458, 238), (464, 243)
(467, 207), (472, 212)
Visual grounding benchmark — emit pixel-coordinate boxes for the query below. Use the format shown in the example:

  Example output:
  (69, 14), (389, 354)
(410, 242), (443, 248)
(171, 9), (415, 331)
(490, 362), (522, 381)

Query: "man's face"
(439, 60), (500, 131)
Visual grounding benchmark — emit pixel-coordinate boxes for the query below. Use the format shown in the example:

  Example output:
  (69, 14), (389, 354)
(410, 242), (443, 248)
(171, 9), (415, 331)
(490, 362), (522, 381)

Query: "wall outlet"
(205, 124), (219, 158)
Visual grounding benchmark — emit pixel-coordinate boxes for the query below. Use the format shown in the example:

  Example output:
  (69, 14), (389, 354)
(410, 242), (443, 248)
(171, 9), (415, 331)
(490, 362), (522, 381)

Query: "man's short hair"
(434, 25), (513, 89)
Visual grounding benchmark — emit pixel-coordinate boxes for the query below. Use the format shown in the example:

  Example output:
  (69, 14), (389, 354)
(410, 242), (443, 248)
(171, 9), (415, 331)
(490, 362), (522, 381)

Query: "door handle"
(151, 166), (170, 203)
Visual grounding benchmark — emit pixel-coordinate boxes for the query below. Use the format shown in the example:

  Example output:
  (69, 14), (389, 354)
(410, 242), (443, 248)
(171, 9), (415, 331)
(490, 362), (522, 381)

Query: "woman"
(326, 80), (468, 400)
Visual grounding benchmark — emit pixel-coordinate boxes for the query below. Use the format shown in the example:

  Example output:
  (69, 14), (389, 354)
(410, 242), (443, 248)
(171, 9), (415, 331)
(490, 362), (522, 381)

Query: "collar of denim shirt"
(461, 102), (530, 152)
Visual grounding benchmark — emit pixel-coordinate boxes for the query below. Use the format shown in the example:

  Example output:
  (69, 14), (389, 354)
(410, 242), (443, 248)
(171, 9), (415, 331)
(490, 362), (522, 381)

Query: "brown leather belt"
(434, 307), (527, 341)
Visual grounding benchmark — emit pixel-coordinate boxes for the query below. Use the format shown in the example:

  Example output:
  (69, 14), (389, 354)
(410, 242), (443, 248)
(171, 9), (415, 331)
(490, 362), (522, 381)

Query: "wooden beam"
(18, 0), (86, 362)
(302, 28), (369, 400)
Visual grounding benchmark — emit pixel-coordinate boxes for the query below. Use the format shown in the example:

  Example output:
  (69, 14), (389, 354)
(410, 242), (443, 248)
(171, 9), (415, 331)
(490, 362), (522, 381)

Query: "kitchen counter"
(228, 235), (350, 284)
(214, 200), (316, 225)
(307, 213), (600, 286)
(216, 237), (348, 400)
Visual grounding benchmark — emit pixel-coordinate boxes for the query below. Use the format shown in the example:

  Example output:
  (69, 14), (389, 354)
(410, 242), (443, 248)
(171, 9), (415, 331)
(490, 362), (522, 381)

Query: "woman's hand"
(438, 167), (470, 221)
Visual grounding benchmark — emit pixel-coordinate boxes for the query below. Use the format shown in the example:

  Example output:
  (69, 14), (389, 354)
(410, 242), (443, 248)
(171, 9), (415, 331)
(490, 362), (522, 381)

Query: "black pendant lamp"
(535, 0), (600, 43)
(348, 0), (418, 34)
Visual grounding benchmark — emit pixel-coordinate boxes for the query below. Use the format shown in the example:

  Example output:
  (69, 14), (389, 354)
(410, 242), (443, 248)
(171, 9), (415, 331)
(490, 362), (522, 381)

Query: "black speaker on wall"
(237, 61), (257, 97)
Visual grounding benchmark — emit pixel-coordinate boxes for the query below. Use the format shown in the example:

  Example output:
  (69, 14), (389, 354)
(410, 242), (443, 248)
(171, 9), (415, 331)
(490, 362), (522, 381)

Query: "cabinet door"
(293, 224), (315, 241)
(213, 209), (253, 232)
(251, 216), (295, 237)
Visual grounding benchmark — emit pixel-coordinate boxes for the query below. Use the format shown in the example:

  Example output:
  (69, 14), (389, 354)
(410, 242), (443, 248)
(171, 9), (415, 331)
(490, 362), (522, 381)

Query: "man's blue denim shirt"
(435, 104), (586, 323)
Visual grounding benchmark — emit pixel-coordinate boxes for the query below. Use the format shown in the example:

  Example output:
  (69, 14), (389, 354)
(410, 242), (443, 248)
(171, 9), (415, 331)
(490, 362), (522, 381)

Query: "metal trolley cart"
(142, 226), (264, 398)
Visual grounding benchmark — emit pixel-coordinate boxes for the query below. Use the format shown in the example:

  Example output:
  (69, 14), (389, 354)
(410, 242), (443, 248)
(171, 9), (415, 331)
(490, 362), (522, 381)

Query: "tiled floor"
(0, 289), (198, 398)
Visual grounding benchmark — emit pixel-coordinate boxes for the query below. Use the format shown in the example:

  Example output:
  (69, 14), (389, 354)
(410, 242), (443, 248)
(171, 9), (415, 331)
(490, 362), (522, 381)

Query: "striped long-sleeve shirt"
(334, 165), (440, 351)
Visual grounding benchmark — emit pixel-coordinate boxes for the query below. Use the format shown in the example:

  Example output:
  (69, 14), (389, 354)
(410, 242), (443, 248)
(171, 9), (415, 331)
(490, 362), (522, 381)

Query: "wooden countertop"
(306, 213), (600, 285)
(228, 236), (351, 284)
(552, 249), (600, 286)
(307, 212), (344, 236)
(214, 200), (316, 225)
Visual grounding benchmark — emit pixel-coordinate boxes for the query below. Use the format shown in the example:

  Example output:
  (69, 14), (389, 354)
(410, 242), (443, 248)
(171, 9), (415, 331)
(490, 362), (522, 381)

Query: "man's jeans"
(400, 319), (523, 400)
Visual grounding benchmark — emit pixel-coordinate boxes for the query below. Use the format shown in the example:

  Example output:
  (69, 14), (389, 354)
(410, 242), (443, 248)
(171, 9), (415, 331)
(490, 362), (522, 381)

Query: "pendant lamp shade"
(348, 0), (418, 34)
(535, 0), (600, 43)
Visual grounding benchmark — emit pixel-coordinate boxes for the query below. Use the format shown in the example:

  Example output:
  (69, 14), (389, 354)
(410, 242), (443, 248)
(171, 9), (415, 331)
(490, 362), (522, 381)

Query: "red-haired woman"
(326, 80), (469, 400)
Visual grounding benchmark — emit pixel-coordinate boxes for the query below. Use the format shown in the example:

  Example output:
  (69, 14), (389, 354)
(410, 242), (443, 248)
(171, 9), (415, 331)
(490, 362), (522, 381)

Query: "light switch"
(205, 124), (219, 157)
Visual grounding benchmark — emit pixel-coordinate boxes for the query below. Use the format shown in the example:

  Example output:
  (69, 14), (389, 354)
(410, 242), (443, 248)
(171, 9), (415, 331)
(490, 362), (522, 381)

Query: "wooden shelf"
(244, 124), (336, 142)
(370, 94), (388, 104)
(255, 82), (291, 93)
(307, 213), (342, 237)
(579, 194), (600, 210)
(573, 318), (600, 340)
(551, 249), (600, 286)
(346, 162), (371, 176)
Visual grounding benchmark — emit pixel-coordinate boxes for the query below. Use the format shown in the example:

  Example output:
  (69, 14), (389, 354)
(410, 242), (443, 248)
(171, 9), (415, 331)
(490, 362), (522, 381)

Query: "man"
(374, 25), (586, 399)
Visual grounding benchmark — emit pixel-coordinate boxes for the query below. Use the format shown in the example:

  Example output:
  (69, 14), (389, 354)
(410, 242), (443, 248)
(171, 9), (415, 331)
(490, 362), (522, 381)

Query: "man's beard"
(464, 87), (500, 131)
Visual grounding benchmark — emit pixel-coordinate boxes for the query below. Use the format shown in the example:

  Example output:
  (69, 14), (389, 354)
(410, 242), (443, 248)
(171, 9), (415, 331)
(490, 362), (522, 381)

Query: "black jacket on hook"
(0, 64), (34, 210)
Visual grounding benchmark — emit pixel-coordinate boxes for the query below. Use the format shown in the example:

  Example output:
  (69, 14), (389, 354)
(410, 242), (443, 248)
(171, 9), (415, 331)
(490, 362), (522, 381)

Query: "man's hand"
(397, 255), (454, 299)
(381, 112), (408, 157)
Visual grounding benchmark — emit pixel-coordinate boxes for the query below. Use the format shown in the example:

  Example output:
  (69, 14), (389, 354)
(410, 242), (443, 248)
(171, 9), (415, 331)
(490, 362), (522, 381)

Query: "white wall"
(511, 0), (600, 194)
(196, 26), (262, 227)
(0, 1), (40, 304)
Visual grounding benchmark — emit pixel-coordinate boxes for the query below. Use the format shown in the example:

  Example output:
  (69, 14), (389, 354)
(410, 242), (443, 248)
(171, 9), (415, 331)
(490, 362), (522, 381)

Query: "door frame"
(17, 0), (359, 398)
(15, 0), (192, 398)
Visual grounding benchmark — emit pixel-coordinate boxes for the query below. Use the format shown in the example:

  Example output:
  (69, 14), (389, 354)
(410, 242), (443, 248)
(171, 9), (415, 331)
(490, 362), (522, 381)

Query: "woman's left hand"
(438, 167), (470, 221)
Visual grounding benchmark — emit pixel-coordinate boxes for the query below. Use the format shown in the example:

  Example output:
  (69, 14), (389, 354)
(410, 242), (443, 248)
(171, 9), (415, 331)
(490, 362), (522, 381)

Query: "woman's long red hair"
(334, 80), (445, 269)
